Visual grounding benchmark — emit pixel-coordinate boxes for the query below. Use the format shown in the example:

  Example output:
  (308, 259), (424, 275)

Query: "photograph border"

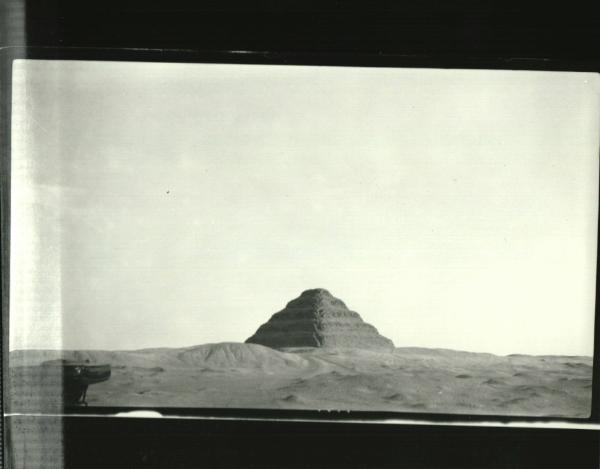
(2, 46), (599, 428)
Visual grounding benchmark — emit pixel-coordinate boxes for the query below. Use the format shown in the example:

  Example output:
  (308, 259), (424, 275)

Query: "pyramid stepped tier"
(245, 289), (395, 351)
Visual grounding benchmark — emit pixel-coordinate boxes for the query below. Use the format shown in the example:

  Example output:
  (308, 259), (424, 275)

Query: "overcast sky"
(10, 60), (600, 355)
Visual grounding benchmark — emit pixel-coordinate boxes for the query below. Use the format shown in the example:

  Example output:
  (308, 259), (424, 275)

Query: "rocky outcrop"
(245, 288), (395, 351)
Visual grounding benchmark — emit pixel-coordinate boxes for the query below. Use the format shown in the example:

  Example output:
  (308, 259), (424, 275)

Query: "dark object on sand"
(40, 359), (112, 406)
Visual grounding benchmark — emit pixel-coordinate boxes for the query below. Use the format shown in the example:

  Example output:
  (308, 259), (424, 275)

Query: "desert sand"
(9, 343), (593, 418)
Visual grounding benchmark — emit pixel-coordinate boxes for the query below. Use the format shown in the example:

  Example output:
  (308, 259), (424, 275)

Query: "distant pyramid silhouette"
(245, 288), (395, 351)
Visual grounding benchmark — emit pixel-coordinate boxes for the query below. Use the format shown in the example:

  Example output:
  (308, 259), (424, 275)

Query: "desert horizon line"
(9, 286), (596, 357)
(9, 342), (594, 359)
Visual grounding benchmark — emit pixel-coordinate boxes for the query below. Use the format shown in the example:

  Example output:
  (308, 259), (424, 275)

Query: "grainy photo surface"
(8, 60), (599, 417)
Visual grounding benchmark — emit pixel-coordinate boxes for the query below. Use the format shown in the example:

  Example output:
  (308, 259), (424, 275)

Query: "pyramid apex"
(300, 288), (332, 297)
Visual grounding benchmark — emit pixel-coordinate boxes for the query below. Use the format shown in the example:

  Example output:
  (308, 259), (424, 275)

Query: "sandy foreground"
(9, 343), (593, 418)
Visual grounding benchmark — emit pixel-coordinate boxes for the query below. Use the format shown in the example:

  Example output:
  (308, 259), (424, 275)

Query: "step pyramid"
(245, 288), (395, 351)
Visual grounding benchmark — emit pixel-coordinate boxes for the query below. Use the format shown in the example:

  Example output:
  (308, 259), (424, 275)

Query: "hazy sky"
(10, 60), (600, 355)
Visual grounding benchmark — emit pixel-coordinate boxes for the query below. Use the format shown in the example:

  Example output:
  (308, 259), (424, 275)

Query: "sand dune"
(9, 343), (593, 418)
